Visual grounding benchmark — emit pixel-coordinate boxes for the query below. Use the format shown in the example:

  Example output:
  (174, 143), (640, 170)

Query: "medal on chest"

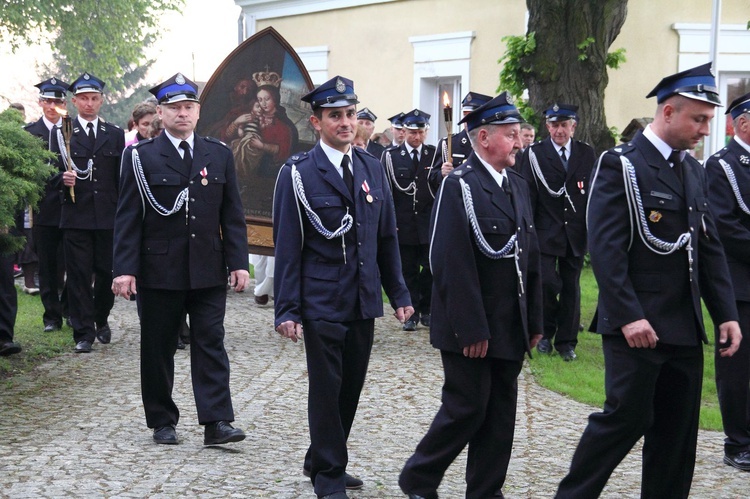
(362, 179), (373, 203)
(577, 180), (585, 194)
(200, 167), (208, 186)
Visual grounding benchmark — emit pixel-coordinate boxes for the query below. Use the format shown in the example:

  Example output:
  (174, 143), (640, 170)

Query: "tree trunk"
(523, 0), (628, 153)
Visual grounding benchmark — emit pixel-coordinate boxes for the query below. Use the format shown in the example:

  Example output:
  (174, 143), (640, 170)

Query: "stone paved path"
(0, 288), (747, 498)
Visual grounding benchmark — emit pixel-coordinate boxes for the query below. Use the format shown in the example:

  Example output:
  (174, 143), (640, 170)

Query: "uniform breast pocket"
(308, 194), (347, 227)
(149, 173), (181, 186)
(477, 217), (513, 245)
(141, 239), (169, 255)
(694, 196), (709, 213)
(103, 149), (120, 159)
(643, 192), (681, 237)
(201, 172), (226, 204)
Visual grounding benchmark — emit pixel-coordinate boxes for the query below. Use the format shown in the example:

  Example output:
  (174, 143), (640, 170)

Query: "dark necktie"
(669, 150), (683, 183)
(342, 154), (354, 197)
(86, 122), (95, 149)
(560, 146), (568, 170)
(179, 140), (192, 170)
(501, 174), (512, 198)
(412, 149), (420, 170)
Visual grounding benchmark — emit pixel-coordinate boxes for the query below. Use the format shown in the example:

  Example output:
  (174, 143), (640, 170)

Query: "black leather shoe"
(204, 421), (245, 445)
(176, 337), (186, 350)
(320, 493), (349, 499)
(303, 468), (363, 490)
(724, 450), (750, 471)
(153, 425), (178, 445)
(0, 341), (22, 356)
(254, 294), (269, 305)
(536, 338), (552, 354)
(75, 340), (93, 353)
(560, 348), (577, 362)
(44, 323), (61, 333)
(406, 493), (437, 499)
(420, 314), (431, 328)
(403, 319), (417, 332)
(96, 322), (112, 344)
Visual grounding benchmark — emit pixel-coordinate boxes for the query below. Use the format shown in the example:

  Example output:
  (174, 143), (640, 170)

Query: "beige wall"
(251, 0), (747, 139)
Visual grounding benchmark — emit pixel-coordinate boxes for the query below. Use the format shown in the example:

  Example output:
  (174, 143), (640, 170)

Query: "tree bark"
(523, 0), (629, 153)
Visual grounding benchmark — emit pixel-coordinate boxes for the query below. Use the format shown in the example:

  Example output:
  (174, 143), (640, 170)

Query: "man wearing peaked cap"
(430, 91), (492, 181)
(557, 63), (741, 497)
(705, 89), (750, 473)
(273, 75), (412, 499)
(519, 102), (595, 362)
(49, 72), (125, 353)
(25, 78), (70, 336)
(400, 92), (543, 499)
(387, 111), (406, 147)
(382, 108), (437, 331)
(356, 107), (384, 159)
(112, 73), (249, 447)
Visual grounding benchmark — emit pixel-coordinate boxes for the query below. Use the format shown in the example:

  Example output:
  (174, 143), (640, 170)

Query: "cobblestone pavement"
(0, 288), (747, 498)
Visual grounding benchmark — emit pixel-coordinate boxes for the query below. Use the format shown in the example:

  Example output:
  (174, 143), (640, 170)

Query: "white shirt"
(42, 116), (62, 131)
(475, 151), (510, 190)
(77, 116), (99, 138)
(164, 129), (195, 159)
(643, 124), (684, 163)
(552, 138), (572, 158)
(734, 134), (750, 155)
(320, 140), (353, 179)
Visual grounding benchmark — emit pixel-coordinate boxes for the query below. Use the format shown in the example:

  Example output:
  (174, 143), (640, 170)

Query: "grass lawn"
(529, 265), (725, 432)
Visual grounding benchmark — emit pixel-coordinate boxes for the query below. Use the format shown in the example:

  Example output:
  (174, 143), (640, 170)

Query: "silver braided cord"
(132, 149), (190, 219)
(441, 139), (449, 164)
(56, 128), (93, 180)
(56, 128), (71, 171)
(528, 147), (576, 212)
(719, 158), (750, 215)
(385, 151), (417, 195)
(620, 154), (693, 278)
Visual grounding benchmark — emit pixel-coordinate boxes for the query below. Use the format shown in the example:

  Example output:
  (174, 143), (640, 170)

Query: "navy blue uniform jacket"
(706, 138), (750, 302)
(588, 131), (737, 345)
(520, 137), (595, 257)
(428, 153), (543, 360)
(24, 118), (62, 227)
(113, 133), (247, 290)
(49, 118), (125, 230)
(273, 143), (411, 326)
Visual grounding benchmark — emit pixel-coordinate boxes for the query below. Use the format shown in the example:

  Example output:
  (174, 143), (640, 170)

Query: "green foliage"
(497, 32), (540, 130)
(0, 109), (56, 255)
(1, 0), (184, 100)
(577, 37), (595, 61)
(606, 47), (627, 69)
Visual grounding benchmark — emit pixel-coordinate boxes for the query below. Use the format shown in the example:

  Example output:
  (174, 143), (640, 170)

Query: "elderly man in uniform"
(399, 92), (543, 499)
(382, 109), (438, 330)
(705, 91), (750, 472)
(430, 91), (492, 181)
(520, 103), (596, 361)
(25, 77), (69, 333)
(273, 75), (412, 499)
(356, 107), (385, 159)
(556, 63), (742, 498)
(50, 72), (125, 353)
(112, 73), (249, 446)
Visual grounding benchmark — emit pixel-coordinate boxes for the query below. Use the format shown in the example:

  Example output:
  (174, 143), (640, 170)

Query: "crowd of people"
(1, 61), (750, 499)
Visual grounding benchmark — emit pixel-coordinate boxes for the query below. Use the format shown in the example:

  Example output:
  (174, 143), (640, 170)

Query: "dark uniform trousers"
(25, 118), (68, 329)
(0, 252), (17, 344)
(520, 138), (594, 351)
(557, 131), (738, 498)
(274, 144), (411, 498)
(400, 155), (543, 499)
(114, 132), (248, 430)
(383, 143), (438, 320)
(705, 138), (750, 456)
(50, 118), (124, 343)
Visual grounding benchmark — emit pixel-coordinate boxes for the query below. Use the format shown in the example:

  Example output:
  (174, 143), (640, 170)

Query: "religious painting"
(197, 27), (316, 255)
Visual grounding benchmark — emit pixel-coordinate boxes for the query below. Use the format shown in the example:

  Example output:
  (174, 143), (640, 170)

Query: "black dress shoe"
(176, 337), (186, 350)
(44, 323), (62, 333)
(536, 338), (552, 354)
(0, 341), (22, 356)
(320, 493), (349, 499)
(403, 319), (417, 332)
(75, 340), (93, 353)
(254, 294), (269, 305)
(560, 348), (577, 362)
(420, 314), (431, 327)
(302, 468), (363, 490)
(724, 450), (750, 471)
(204, 421), (245, 445)
(96, 322), (112, 344)
(153, 425), (178, 445)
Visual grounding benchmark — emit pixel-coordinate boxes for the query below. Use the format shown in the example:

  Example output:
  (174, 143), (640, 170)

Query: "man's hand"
(621, 319), (659, 348)
(441, 162), (454, 177)
(394, 306), (415, 324)
(62, 170), (76, 187)
(718, 320), (742, 357)
(276, 320), (303, 343)
(229, 269), (250, 292)
(112, 275), (137, 300)
(529, 334), (543, 350)
(463, 339), (488, 359)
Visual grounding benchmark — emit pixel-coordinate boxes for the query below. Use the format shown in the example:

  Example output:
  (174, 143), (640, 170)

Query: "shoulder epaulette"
(132, 137), (154, 148)
(424, 144), (436, 151)
(285, 151), (309, 166)
(506, 167), (523, 179)
(710, 147), (730, 160)
(204, 136), (229, 149)
(610, 142), (636, 156)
